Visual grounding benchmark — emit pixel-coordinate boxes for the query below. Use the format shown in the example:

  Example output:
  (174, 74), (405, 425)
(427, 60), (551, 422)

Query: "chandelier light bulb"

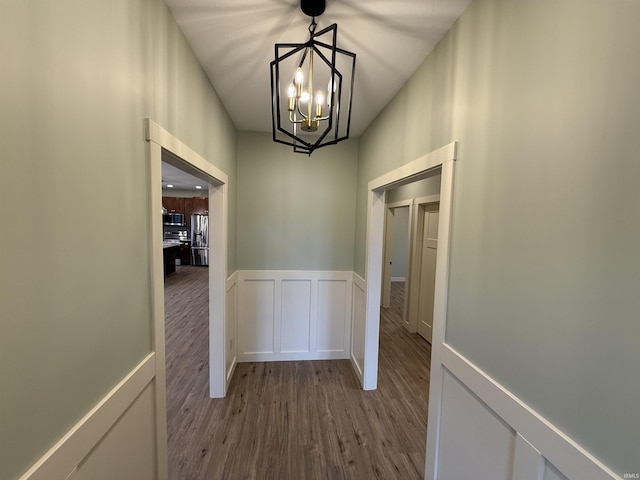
(315, 92), (324, 117)
(294, 67), (304, 85)
(287, 84), (296, 111)
(299, 91), (310, 103)
(327, 78), (336, 105)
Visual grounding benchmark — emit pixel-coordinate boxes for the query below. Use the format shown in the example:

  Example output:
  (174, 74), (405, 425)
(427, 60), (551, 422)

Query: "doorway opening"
(145, 118), (229, 478)
(382, 175), (442, 341)
(160, 150), (213, 478)
(362, 142), (456, 389)
(382, 201), (411, 316)
(362, 141), (457, 478)
(379, 178), (441, 474)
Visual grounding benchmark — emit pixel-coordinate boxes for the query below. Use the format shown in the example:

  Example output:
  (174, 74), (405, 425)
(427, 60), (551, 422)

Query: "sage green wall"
(0, 1), (236, 479)
(237, 132), (358, 271)
(356, 0), (640, 475)
(386, 177), (442, 278)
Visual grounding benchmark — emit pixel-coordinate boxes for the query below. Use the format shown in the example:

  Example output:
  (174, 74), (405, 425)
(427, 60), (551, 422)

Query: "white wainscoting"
(350, 273), (366, 384)
(225, 272), (238, 386)
(19, 354), (157, 480)
(428, 344), (621, 480)
(237, 271), (353, 362)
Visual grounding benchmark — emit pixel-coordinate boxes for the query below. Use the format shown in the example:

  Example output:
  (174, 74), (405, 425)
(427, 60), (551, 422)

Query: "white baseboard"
(226, 357), (237, 384)
(236, 270), (353, 363)
(19, 354), (156, 480)
(239, 351), (350, 362)
(350, 354), (364, 383)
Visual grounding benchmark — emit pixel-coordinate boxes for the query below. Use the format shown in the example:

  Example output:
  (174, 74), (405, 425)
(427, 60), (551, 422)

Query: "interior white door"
(417, 203), (439, 343)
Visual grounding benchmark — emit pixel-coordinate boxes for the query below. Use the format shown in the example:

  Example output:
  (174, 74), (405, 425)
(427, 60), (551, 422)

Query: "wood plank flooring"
(165, 270), (431, 480)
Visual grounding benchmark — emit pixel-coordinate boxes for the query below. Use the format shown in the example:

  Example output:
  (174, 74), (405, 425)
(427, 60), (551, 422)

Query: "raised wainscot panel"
(19, 355), (158, 480)
(431, 345), (621, 480)
(317, 279), (348, 352)
(69, 384), (156, 480)
(238, 279), (275, 354)
(237, 271), (352, 362)
(438, 369), (516, 480)
(280, 280), (312, 353)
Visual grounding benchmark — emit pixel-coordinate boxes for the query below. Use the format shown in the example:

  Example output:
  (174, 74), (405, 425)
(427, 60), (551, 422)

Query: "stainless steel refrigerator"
(190, 214), (209, 266)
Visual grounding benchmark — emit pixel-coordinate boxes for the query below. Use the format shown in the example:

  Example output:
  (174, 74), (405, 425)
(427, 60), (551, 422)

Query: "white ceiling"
(162, 161), (209, 192)
(163, 0), (472, 137)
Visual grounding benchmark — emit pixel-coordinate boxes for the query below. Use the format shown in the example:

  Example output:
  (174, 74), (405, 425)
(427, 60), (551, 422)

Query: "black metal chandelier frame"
(270, 14), (356, 155)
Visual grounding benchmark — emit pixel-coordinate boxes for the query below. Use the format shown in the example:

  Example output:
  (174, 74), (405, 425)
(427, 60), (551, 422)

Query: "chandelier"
(270, 0), (356, 155)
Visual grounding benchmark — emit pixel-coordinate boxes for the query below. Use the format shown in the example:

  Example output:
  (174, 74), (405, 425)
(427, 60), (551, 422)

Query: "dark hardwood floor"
(165, 269), (431, 480)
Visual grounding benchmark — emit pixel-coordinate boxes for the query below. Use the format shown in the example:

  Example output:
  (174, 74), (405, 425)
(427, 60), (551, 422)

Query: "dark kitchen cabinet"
(183, 198), (193, 220)
(162, 197), (185, 213)
(163, 245), (180, 277)
(162, 196), (185, 215)
(162, 196), (174, 213)
(186, 197), (208, 231)
(183, 197), (194, 227)
(162, 196), (208, 230)
(180, 241), (191, 265)
(193, 197), (208, 214)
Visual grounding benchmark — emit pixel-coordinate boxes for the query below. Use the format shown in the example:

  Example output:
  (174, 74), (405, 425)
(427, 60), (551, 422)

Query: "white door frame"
(145, 118), (228, 479)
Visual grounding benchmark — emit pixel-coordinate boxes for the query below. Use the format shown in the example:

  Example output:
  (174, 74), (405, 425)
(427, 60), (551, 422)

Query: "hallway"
(165, 271), (431, 479)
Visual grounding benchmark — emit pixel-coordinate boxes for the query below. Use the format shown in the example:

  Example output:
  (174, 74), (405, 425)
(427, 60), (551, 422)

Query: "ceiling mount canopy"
(300, 0), (325, 17)
(270, 0), (356, 155)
